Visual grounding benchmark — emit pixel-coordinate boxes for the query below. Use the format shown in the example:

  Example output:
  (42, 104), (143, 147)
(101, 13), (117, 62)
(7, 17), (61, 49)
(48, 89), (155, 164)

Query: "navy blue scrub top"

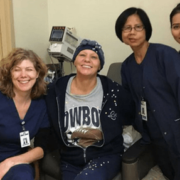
(0, 92), (50, 162)
(131, 59), (163, 141)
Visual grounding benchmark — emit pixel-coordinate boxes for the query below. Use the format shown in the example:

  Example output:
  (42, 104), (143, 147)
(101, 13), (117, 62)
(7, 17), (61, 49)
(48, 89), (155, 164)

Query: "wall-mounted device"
(48, 26), (81, 62)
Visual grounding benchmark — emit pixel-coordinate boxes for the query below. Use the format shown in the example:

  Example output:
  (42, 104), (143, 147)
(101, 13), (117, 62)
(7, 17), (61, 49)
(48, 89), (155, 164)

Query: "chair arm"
(40, 149), (61, 179)
(28, 147), (40, 180)
(122, 138), (156, 180)
(122, 138), (152, 164)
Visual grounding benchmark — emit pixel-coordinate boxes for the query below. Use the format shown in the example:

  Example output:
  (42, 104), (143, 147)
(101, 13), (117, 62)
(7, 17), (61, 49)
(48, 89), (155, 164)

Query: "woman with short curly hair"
(0, 48), (50, 180)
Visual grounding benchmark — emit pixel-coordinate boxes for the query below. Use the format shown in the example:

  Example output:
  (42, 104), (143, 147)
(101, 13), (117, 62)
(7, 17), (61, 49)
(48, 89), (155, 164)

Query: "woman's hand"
(0, 147), (44, 180)
(0, 157), (19, 180)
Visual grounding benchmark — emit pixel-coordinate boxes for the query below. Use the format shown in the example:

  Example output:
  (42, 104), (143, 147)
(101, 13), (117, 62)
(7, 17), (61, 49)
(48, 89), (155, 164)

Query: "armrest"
(28, 147), (40, 180)
(40, 149), (61, 179)
(122, 138), (152, 163)
(122, 138), (156, 180)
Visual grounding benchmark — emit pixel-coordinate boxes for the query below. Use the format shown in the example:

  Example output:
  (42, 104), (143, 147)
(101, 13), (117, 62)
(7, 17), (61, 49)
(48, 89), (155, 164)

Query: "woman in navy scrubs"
(115, 7), (180, 180)
(0, 48), (50, 180)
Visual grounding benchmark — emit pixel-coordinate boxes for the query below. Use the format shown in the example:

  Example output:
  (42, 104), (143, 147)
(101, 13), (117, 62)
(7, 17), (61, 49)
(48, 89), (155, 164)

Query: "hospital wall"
(12, 0), (180, 75)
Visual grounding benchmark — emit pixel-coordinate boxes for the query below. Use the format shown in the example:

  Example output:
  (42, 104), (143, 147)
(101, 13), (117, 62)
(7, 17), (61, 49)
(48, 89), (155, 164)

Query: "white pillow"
(122, 125), (141, 150)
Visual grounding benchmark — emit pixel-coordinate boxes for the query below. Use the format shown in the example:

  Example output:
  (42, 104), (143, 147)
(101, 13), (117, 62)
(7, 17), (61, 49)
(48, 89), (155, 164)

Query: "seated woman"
(45, 39), (134, 180)
(170, 3), (180, 45)
(0, 48), (50, 180)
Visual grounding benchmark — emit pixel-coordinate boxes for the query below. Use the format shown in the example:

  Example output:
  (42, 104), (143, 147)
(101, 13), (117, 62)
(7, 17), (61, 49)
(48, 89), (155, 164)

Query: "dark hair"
(115, 7), (152, 42)
(170, 3), (180, 27)
(0, 48), (48, 99)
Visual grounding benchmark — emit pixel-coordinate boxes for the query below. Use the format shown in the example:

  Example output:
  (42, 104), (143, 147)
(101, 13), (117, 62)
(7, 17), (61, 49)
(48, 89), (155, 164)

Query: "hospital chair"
(39, 62), (156, 180)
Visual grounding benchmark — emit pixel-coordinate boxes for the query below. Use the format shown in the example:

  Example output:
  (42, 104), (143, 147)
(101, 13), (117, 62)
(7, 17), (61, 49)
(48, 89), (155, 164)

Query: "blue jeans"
(61, 154), (121, 180)
(2, 164), (34, 180)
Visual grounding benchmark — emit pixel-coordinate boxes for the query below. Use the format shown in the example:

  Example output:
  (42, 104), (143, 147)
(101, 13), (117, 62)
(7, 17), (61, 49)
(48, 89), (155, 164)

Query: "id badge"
(141, 100), (148, 121)
(20, 131), (30, 148)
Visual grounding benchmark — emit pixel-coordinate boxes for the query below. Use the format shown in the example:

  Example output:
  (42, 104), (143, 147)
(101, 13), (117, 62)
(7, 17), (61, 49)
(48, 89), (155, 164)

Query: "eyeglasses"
(122, 25), (144, 33)
(172, 24), (180, 30)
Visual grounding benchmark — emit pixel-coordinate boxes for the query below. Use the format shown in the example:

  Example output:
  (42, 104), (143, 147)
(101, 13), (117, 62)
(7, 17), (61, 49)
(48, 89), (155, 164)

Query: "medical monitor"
(48, 26), (81, 61)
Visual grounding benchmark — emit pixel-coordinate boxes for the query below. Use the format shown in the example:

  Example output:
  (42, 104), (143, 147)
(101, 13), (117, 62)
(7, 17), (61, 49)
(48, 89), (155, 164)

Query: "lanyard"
(21, 120), (26, 131)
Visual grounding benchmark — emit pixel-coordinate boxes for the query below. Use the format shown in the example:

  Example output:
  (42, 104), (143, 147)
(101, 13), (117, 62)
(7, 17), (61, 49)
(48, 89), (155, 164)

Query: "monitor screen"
(51, 29), (63, 39)
(49, 27), (65, 41)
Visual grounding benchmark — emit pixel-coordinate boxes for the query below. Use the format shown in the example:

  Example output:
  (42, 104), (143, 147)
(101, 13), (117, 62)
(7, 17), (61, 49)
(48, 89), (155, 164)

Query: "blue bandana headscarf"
(72, 39), (105, 71)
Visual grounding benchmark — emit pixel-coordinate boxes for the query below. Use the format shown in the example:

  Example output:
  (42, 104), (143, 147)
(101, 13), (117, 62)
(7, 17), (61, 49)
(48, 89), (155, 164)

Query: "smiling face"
(11, 59), (39, 95)
(122, 14), (147, 49)
(74, 49), (101, 77)
(171, 13), (180, 44)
